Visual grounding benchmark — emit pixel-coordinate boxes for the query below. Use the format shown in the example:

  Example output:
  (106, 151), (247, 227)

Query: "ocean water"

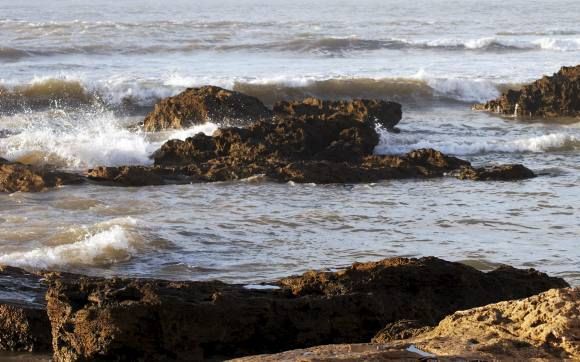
(0, 0), (579, 285)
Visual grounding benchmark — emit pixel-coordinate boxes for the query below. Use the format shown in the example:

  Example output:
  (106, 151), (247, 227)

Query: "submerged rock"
(142, 86), (273, 131)
(0, 158), (84, 193)
(474, 65), (580, 118)
(45, 257), (566, 361)
(449, 164), (536, 181)
(273, 97), (402, 131)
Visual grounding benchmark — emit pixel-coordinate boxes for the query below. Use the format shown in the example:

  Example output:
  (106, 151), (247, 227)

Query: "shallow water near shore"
(1, 0), (580, 288)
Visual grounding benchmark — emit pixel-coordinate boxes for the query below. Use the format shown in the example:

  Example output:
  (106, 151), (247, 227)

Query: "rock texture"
(90, 114), (535, 186)
(44, 257), (566, 361)
(474, 65), (580, 118)
(449, 164), (536, 181)
(0, 158), (84, 193)
(393, 287), (580, 360)
(142, 86), (273, 131)
(0, 266), (51, 353)
(273, 97), (402, 131)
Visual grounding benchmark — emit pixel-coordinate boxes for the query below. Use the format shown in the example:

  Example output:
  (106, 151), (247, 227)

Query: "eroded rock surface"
(273, 97), (402, 131)
(45, 257), (566, 361)
(449, 164), (536, 181)
(0, 266), (51, 353)
(474, 65), (580, 118)
(0, 158), (84, 193)
(142, 86), (273, 131)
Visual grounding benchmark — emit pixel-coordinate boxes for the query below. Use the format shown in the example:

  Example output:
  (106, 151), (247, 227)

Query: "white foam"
(375, 131), (580, 156)
(0, 218), (139, 268)
(0, 110), (219, 169)
(412, 69), (500, 103)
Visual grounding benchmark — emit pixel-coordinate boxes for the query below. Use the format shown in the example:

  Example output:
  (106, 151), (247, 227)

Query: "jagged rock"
(394, 287), (580, 360)
(0, 266), (51, 352)
(142, 86), (273, 131)
(45, 257), (566, 361)
(449, 164), (536, 181)
(0, 158), (84, 193)
(372, 320), (432, 343)
(273, 97), (402, 130)
(474, 65), (580, 118)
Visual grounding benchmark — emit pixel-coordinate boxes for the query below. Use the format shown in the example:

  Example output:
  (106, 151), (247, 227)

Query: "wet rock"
(474, 65), (580, 118)
(393, 287), (580, 360)
(449, 164), (536, 181)
(45, 257), (566, 361)
(372, 320), (432, 343)
(0, 266), (51, 353)
(0, 158), (84, 193)
(273, 97), (402, 130)
(142, 86), (273, 131)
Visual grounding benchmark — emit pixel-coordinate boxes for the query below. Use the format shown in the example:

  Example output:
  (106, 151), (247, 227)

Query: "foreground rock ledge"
(474, 64), (580, 118)
(243, 287), (580, 361)
(0, 158), (84, 193)
(39, 257), (566, 361)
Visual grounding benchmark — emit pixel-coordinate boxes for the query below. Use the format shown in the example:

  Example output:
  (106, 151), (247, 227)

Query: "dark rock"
(371, 320), (432, 343)
(274, 97), (402, 130)
(450, 164), (536, 181)
(0, 266), (51, 353)
(142, 86), (273, 132)
(45, 257), (567, 361)
(0, 158), (84, 193)
(474, 65), (580, 118)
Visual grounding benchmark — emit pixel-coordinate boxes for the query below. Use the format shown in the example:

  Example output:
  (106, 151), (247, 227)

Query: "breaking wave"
(0, 217), (141, 269)
(375, 132), (580, 156)
(0, 73), (517, 113)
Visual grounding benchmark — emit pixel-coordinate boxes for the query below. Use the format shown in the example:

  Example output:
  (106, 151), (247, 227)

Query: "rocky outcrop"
(273, 97), (402, 131)
(0, 266), (51, 352)
(449, 164), (536, 181)
(142, 86), (273, 131)
(0, 158), (84, 193)
(474, 65), (580, 118)
(235, 288), (580, 361)
(90, 114), (535, 185)
(44, 257), (566, 361)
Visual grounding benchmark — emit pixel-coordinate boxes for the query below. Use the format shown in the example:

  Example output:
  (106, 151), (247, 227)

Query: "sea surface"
(0, 0), (579, 286)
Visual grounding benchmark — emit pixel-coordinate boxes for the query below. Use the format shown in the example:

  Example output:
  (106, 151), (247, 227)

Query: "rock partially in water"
(474, 65), (580, 118)
(273, 97), (402, 131)
(0, 159), (84, 193)
(142, 86), (273, 132)
(45, 257), (566, 361)
(449, 164), (536, 181)
(0, 266), (51, 353)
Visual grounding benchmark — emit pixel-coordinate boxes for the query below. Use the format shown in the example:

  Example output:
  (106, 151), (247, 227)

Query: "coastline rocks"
(474, 65), (580, 118)
(0, 158), (84, 193)
(0, 266), (51, 352)
(449, 164), (536, 181)
(395, 287), (580, 360)
(142, 86), (273, 131)
(273, 97), (402, 131)
(45, 257), (566, 361)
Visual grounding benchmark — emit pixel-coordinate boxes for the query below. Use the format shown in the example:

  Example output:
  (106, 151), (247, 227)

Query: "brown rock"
(449, 164), (536, 181)
(274, 97), (402, 130)
(0, 158), (84, 193)
(45, 257), (567, 361)
(474, 65), (580, 118)
(142, 86), (273, 131)
(0, 266), (51, 353)
(399, 287), (580, 360)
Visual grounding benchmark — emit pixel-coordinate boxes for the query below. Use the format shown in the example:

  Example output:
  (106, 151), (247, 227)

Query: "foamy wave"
(0, 218), (140, 269)
(375, 132), (580, 156)
(0, 108), (218, 169)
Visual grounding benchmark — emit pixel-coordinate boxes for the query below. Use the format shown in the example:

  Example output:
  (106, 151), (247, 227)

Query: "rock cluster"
(0, 158), (83, 193)
(474, 65), (580, 118)
(90, 113), (534, 185)
(0, 257), (568, 361)
(142, 86), (273, 131)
